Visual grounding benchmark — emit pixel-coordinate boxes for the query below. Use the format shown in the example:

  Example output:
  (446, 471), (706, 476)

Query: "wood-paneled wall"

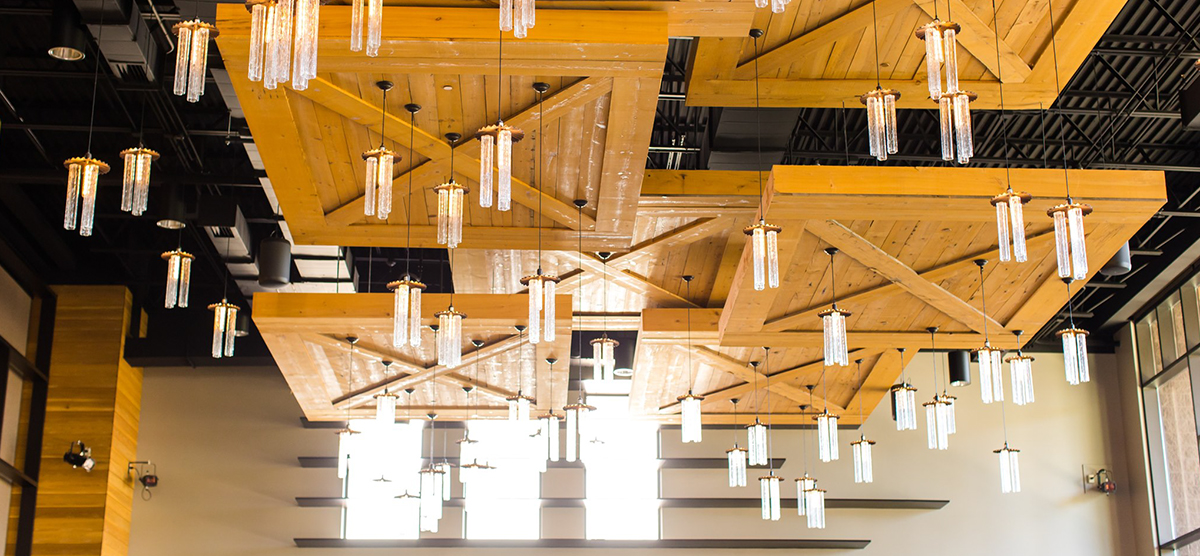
(31, 286), (142, 556)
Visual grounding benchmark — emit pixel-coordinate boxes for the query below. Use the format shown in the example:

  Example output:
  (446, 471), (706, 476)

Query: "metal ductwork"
(76, 0), (161, 83)
(706, 108), (802, 170)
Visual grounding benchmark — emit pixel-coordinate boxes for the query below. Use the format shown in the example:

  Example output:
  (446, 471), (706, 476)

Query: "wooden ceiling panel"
(689, 0), (1127, 108)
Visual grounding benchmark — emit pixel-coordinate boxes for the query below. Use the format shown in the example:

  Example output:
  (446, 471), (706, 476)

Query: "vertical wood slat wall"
(31, 286), (142, 556)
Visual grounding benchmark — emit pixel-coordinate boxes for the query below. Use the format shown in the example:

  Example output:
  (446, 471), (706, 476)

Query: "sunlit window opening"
(342, 419), (424, 540)
(582, 390), (661, 540)
(462, 419), (543, 539)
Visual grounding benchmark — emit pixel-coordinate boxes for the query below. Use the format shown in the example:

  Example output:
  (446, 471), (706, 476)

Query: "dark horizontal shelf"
(299, 456), (785, 470)
(296, 496), (947, 511)
(294, 538), (870, 549)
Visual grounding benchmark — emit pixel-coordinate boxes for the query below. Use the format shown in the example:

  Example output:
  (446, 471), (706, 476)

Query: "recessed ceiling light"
(442, 84), (453, 91)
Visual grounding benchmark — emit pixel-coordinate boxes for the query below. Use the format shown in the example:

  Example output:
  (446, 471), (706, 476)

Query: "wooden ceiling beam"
(293, 76), (599, 231)
(607, 216), (732, 267)
(294, 224), (631, 250)
(332, 334), (525, 409)
(763, 230), (1057, 332)
(913, 0), (1032, 83)
(688, 346), (846, 413)
(731, 0), (911, 80)
(805, 219), (1008, 335)
(579, 253), (698, 308)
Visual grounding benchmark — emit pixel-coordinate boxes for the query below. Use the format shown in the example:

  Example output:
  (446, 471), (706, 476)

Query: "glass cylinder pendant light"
(727, 445), (747, 487)
(936, 91), (975, 164)
(992, 190), (1031, 263)
(745, 30), (782, 292)
(389, 278), (424, 348)
(916, 19), (959, 101)
(819, 248), (850, 366)
(860, 88), (900, 161)
(245, 0), (318, 90)
(804, 482), (826, 529)
(860, 2), (902, 160)
(521, 272), (558, 345)
(746, 418), (767, 466)
(477, 34), (523, 212)
(348, 0), (382, 56)
(924, 398), (951, 450)
(759, 474), (782, 521)
(374, 361), (397, 424)
(590, 336), (618, 380)
(889, 382), (917, 431)
(973, 259), (1004, 403)
(508, 394), (533, 420)
(419, 465), (445, 532)
(1060, 279), (1090, 385)
(851, 437), (874, 482)
(727, 399), (748, 487)
(995, 444), (1021, 493)
(815, 408), (839, 462)
(434, 309), (465, 367)
(1006, 331), (1035, 405)
(499, 0), (535, 38)
(563, 400), (593, 462)
(850, 358), (874, 483)
(335, 426), (358, 479)
(436, 133), (468, 248)
(208, 299), (239, 358)
(162, 249), (194, 309)
(795, 474), (816, 516)
(63, 157), (109, 237)
(1049, 203), (1092, 281)
(172, 19), (217, 103)
(363, 84), (399, 219)
(118, 147), (158, 216)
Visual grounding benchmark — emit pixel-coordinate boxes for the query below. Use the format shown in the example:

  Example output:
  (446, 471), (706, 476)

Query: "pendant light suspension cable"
(744, 29), (782, 291)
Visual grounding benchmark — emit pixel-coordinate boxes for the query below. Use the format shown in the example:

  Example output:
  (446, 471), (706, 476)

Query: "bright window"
(582, 394), (661, 540)
(343, 419), (424, 540)
(462, 420), (543, 539)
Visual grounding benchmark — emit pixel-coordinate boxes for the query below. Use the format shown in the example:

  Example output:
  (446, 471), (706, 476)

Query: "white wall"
(129, 351), (1135, 556)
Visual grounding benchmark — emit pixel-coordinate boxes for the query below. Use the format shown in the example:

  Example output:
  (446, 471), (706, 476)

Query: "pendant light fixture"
(374, 360), (398, 424)
(349, 0), (382, 56)
(563, 202), (594, 463)
(1006, 330), (1035, 405)
(754, 0), (790, 15)
(521, 83), (559, 345)
(419, 413), (445, 532)
(924, 328), (950, 451)
(745, 30), (782, 292)
(172, 16), (218, 103)
(498, 0), (535, 38)
(861, 1), (900, 161)
(162, 234), (194, 310)
(994, 375), (1020, 493)
(746, 360), (768, 466)
(436, 133), (468, 248)
(758, 348), (782, 522)
(389, 101), (425, 349)
(538, 358), (561, 462)
(973, 259), (1004, 404)
(678, 275), (704, 443)
(800, 388), (826, 529)
(850, 358), (874, 483)
(362, 83), (397, 220)
(1059, 279), (1091, 385)
(819, 248), (850, 367)
(727, 398), (748, 488)
(917, 1), (973, 163)
(507, 325), (535, 420)
(65, 4), (109, 238)
(434, 286), (465, 368)
(477, 33), (522, 211)
(795, 403), (819, 522)
(1046, 0), (1091, 282)
(930, 328), (958, 436)
(591, 253), (619, 379)
(889, 348), (917, 431)
(118, 146), (158, 216)
(813, 374), (839, 462)
(245, 0), (319, 90)
(208, 300), (239, 358)
(985, 0), (1030, 262)
(335, 336), (362, 480)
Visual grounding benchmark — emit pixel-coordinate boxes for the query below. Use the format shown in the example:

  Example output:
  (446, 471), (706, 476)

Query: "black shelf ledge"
(294, 538), (871, 549)
(299, 456), (785, 470)
(296, 496), (947, 511)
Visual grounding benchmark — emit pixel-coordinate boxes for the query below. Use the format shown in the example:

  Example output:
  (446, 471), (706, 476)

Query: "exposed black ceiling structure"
(0, 0), (1198, 362)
